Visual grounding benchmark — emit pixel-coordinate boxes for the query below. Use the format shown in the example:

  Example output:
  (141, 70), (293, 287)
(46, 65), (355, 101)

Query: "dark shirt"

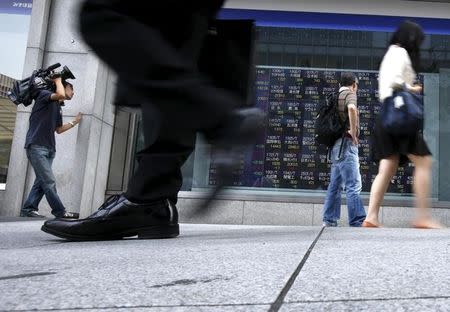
(25, 90), (63, 151)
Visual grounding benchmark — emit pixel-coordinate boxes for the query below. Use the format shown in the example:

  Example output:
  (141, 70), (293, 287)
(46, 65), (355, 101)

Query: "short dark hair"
(340, 72), (357, 87)
(62, 80), (73, 89)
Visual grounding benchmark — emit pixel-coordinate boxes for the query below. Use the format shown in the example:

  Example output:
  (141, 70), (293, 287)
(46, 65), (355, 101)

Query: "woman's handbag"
(380, 88), (424, 136)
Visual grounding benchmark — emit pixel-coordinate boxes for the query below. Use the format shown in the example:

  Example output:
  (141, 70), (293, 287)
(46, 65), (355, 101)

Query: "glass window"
(107, 109), (195, 194)
(268, 44), (283, 66)
(106, 108), (137, 192)
(0, 1), (33, 188)
(255, 43), (268, 65)
(299, 29), (313, 46)
(190, 25), (450, 203)
(283, 44), (298, 67)
(372, 32), (387, 48)
(120, 18), (450, 204)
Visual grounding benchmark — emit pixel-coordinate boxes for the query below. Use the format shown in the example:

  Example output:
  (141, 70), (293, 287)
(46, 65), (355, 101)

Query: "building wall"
(0, 75), (16, 185)
(177, 198), (450, 227)
(181, 0), (450, 226)
(0, 74), (15, 98)
(224, 0), (450, 19)
(0, 0), (449, 227)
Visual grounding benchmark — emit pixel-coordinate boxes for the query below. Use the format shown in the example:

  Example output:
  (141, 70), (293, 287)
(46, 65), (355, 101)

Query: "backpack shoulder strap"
(337, 90), (353, 128)
(337, 90), (352, 111)
(337, 89), (351, 102)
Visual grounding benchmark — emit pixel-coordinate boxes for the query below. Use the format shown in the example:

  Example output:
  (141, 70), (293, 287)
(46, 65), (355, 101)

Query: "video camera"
(7, 63), (75, 107)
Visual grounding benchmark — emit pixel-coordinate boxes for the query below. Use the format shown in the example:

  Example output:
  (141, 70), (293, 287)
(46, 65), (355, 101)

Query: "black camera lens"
(60, 66), (76, 80)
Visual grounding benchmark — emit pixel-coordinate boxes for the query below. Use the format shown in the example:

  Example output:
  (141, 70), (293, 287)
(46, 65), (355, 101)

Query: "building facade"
(1, 0), (449, 227)
(0, 74), (16, 185)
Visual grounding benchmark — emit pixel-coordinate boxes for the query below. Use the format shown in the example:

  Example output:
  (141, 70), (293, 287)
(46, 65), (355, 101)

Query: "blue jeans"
(322, 137), (366, 227)
(21, 145), (66, 217)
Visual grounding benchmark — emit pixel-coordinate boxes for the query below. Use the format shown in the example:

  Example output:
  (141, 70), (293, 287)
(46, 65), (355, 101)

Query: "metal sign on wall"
(0, 0), (32, 15)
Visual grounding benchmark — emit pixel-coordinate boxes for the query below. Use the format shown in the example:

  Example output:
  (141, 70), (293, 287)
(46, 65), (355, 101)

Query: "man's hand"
(58, 112), (83, 134)
(50, 77), (66, 101)
(347, 129), (359, 145)
(74, 112), (82, 124)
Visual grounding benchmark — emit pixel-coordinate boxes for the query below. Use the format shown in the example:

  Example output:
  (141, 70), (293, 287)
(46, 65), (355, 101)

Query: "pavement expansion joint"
(286, 295), (450, 304)
(0, 272), (56, 281)
(1, 303), (271, 311)
(269, 226), (326, 312)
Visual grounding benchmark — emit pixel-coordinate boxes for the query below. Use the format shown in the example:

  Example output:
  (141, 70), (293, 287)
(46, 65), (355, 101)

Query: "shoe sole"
(20, 214), (46, 218)
(362, 221), (380, 228)
(411, 223), (444, 229)
(41, 224), (179, 241)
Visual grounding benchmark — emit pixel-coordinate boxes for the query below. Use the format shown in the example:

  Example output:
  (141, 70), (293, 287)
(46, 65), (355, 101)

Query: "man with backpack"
(321, 72), (366, 227)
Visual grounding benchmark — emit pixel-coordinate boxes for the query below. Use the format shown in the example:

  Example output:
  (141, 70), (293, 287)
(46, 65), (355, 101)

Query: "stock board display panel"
(209, 66), (415, 193)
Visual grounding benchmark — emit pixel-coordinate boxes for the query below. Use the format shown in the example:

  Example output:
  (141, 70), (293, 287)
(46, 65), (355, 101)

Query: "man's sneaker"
(41, 194), (178, 241)
(322, 221), (338, 227)
(57, 212), (80, 219)
(20, 211), (46, 218)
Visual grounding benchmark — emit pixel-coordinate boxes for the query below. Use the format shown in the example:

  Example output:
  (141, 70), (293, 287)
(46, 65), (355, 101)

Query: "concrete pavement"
(0, 220), (449, 311)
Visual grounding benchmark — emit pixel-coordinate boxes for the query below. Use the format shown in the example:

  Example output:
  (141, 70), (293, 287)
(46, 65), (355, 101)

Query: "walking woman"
(363, 21), (443, 229)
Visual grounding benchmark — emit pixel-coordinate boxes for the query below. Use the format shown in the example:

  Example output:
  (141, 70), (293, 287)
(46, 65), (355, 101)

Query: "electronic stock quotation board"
(209, 66), (416, 194)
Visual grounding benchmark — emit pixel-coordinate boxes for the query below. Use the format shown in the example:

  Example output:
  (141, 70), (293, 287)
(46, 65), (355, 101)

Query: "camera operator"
(20, 76), (82, 219)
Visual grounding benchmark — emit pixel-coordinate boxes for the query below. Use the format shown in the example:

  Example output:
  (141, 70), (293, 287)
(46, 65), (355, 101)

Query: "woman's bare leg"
(407, 154), (443, 228)
(364, 155), (399, 226)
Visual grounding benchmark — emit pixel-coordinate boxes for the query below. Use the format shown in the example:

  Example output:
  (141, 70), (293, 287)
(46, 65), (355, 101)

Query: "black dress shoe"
(41, 194), (179, 241)
(55, 212), (80, 219)
(20, 211), (46, 218)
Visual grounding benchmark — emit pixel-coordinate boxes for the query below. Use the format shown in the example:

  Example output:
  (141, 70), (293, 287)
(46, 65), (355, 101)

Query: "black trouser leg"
(78, 1), (237, 202)
(79, 1), (241, 133)
(124, 101), (196, 203)
(125, 140), (195, 204)
(41, 1), (257, 241)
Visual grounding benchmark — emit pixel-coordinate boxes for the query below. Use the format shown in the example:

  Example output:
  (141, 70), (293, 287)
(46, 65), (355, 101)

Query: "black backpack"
(7, 75), (34, 107)
(315, 90), (348, 148)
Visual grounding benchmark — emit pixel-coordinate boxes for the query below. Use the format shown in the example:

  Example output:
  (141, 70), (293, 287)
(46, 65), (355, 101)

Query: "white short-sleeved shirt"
(378, 45), (416, 102)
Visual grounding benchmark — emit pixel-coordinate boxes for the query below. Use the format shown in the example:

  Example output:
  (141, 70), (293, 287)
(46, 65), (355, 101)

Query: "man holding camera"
(20, 76), (82, 219)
